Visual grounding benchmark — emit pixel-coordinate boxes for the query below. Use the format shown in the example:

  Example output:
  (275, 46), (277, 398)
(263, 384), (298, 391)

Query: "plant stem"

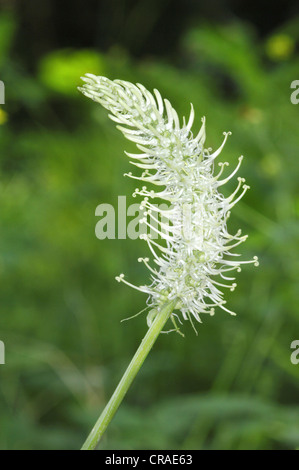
(81, 299), (176, 450)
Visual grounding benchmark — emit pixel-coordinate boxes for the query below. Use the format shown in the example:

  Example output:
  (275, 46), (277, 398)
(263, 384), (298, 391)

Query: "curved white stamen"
(217, 156), (244, 186)
(186, 103), (195, 133)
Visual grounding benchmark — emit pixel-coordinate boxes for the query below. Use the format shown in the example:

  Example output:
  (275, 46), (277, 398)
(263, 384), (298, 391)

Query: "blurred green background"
(0, 0), (299, 450)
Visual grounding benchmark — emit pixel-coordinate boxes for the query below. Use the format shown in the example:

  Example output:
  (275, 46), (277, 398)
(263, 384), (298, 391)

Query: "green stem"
(81, 299), (176, 450)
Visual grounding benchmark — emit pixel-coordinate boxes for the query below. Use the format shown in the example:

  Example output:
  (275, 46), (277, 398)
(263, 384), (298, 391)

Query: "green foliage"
(0, 13), (15, 67)
(0, 13), (299, 450)
(38, 49), (106, 95)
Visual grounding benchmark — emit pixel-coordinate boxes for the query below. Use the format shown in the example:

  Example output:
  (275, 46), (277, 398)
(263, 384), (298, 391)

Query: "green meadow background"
(0, 1), (299, 449)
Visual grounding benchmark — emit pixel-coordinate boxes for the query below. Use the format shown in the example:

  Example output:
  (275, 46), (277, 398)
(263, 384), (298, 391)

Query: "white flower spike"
(79, 75), (258, 331)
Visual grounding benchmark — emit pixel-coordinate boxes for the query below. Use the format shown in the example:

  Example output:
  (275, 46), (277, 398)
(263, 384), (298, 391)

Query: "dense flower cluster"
(79, 75), (258, 330)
